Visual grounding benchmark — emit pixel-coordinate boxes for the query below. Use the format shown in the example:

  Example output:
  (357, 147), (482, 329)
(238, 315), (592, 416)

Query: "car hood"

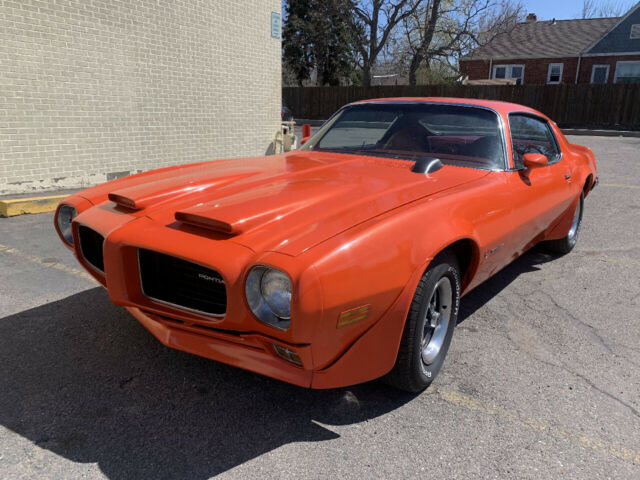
(97, 151), (489, 256)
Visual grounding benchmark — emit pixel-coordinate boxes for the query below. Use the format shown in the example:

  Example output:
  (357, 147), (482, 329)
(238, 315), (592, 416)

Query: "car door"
(505, 113), (575, 254)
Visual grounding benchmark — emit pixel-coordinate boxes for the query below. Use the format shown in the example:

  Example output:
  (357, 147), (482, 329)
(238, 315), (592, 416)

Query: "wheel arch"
(430, 237), (481, 293)
(583, 173), (594, 198)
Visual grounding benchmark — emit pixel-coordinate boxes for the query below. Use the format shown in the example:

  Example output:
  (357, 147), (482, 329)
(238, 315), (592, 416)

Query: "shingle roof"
(462, 17), (620, 60)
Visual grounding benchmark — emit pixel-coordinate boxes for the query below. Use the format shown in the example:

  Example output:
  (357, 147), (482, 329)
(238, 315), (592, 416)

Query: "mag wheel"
(544, 192), (583, 255)
(385, 252), (460, 392)
(421, 277), (452, 365)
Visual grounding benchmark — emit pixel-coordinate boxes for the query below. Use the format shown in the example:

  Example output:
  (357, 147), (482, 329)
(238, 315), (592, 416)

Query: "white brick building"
(1, 0), (282, 194)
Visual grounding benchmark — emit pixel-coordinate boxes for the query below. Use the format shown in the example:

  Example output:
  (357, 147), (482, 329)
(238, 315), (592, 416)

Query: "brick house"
(460, 2), (640, 85)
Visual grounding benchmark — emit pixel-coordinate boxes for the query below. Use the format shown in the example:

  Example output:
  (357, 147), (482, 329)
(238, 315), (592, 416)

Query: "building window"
(547, 63), (563, 84)
(631, 24), (640, 39)
(493, 65), (524, 85)
(614, 61), (640, 83)
(590, 65), (610, 84)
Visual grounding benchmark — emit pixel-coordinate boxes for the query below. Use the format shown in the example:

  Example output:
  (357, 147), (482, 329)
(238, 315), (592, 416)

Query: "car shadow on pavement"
(0, 287), (417, 479)
(457, 246), (557, 323)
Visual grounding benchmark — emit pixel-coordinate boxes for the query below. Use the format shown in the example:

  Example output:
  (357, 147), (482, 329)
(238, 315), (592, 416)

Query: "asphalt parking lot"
(1, 135), (639, 479)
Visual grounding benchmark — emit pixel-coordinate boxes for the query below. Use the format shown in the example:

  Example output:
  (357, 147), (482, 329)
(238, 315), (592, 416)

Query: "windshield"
(301, 102), (506, 171)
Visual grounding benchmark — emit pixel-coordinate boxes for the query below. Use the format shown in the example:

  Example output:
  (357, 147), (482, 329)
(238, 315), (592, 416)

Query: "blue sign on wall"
(271, 12), (281, 39)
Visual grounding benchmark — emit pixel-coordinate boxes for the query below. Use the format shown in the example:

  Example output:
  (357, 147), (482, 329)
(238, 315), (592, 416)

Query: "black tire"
(384, 252), (461, 392)
(543, 192), (584, 255)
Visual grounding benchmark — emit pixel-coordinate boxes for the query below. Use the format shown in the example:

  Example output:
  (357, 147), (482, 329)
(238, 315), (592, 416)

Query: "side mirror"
(300, 124), (311, 145)
(522, 153), (548, 168)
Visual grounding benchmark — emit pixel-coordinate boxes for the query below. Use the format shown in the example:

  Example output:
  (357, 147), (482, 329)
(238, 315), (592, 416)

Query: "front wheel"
(385, 252), (461, 392)
(543, 192), (583, 255)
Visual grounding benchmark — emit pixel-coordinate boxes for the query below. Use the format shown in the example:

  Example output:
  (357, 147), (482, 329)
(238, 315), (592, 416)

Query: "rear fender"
(568, 144), (597, 197)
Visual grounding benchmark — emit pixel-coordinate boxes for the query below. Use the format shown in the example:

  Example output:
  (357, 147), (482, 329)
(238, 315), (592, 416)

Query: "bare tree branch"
(396, 0), (524, 85)
(580, 0), (633, 18)
(346, 0), (419, 86)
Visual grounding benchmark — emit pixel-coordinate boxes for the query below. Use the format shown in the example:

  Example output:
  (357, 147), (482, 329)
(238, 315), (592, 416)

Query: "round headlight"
(56, 204), (77, 245)
(245, 266), (292, 330)
(261, 270), (292, 319)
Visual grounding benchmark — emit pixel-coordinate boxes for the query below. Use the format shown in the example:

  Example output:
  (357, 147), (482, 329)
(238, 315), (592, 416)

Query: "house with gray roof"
(460, 2), (640, 85)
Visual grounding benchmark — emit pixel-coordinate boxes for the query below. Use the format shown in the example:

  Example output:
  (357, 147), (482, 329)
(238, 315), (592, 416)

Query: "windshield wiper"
(359, 149), (433, 161)
(314, 147), (437, 164)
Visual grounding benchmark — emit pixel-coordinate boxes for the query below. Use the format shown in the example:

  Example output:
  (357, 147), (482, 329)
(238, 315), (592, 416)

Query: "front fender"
(310, 259), (429, 388)
(302, 197), (482, 370)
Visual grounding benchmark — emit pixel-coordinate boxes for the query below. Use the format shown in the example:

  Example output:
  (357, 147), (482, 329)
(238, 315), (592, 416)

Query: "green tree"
(283, 0), (359, 86)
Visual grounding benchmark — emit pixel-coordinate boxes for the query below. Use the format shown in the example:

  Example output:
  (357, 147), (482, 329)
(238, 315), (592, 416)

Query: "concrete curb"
(0, 194), (66, 218)
(561, 129), (640, 138)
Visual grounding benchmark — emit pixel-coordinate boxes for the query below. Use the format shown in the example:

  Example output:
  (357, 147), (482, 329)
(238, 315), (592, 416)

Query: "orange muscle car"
(55, 98), (598, 391)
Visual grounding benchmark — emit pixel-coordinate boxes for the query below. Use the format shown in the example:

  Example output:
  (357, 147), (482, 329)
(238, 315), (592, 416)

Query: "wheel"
(385, 252), (461, 392)
(543, 192), (583, 255)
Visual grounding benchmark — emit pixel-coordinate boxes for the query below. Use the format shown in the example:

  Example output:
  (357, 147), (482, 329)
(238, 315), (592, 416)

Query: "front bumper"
(127, 291), (410, 389)
(128, 307), (315, 387)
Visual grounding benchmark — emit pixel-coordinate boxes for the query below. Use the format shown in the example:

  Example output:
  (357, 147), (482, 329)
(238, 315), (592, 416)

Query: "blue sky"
(523, 0), (637, 20)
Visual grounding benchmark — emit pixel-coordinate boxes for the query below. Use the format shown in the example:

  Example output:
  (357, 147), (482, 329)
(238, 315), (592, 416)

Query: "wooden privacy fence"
(283, 84), (640, 129)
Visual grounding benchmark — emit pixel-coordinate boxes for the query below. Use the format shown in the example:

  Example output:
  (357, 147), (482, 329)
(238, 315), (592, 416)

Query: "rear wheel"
(544, 192), (583, 255)
(385, 252), (460, 392)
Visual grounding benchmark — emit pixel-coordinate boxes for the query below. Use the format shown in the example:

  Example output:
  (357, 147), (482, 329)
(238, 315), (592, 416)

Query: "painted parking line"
(0, 243), (96, 283)
(436, 388), (640, 466)
(573, 251), (640, 267)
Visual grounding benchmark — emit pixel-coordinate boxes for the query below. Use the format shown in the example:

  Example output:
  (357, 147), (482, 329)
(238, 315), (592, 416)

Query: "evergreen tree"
(283, 0), (359, 86)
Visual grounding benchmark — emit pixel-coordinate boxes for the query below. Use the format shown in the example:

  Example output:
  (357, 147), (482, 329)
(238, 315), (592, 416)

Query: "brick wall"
(462, 55), (640, 85)
(0, 0), (282, 194)
(459, 60), (492, 81)
(578, 55), (640, 83)
(461, 58), (579, 85)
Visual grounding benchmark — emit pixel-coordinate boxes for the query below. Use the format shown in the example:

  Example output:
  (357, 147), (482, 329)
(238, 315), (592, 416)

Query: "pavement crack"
(522, 290), (616, 358)
(571, 371), (640, 419)
(505, 315), (640, 420)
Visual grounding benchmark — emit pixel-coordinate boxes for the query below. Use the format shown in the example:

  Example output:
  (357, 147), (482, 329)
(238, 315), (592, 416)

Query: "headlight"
(245, 266), (292, 330)
(56, 204), (77, 245)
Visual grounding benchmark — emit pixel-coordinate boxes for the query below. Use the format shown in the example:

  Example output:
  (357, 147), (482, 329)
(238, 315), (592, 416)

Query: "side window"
(509, 114), (560, 169)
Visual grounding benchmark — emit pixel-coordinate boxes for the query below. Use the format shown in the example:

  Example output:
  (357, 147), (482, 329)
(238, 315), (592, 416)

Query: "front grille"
(78, 225), (105, 272)
(138, 249), (226, 316)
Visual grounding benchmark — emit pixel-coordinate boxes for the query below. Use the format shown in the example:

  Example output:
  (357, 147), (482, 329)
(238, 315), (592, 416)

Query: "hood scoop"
(174, 211), (236, 235)
(173, 179), (355, 236)
(108, 192), (139, 210)
(108, 172), (259, 211)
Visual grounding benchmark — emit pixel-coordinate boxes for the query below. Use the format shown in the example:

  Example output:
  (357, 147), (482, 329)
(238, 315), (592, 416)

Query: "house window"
(590, 65), (610, 84)
(493, 64), (524, 85)
(547, 63), (563, 84)
(614, 61), (640, 83)
(631, 24), (640, 39)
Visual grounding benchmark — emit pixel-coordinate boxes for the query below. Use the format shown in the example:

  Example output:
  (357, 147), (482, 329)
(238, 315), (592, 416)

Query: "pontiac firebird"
(55, 98), (598, 391)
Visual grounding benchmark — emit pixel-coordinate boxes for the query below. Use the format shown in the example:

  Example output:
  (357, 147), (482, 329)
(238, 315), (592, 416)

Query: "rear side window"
(509, 114), (561, 169)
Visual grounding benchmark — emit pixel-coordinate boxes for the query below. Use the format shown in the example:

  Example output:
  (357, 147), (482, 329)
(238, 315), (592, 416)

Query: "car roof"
(351, 97), (548, 119)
